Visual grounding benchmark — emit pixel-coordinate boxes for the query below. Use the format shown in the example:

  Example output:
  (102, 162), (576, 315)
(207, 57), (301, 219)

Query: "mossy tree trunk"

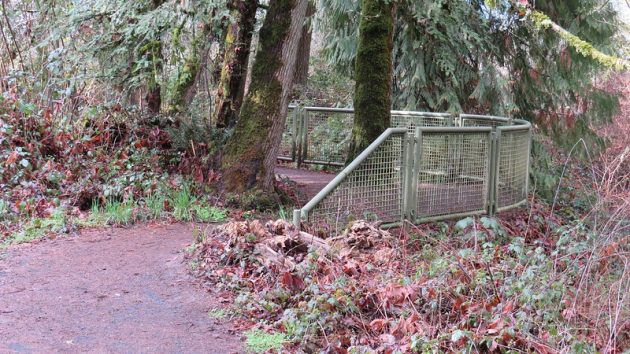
(167, 51), (201, 114)
(347, 0), (395, 162)
(214, 0), (258, 128)
(293, 1), (315, 86)
(143, 41), (163, 114)
(221, 0), (309, 193)
(166, 25), (211, 114)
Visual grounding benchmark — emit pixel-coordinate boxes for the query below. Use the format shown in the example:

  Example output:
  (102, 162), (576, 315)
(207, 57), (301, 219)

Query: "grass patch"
(172, 184), (196, 221)
(103, 198), (135, 225)
(2, 209), (67, 247)
(193, 205), (227, 222)
(207, 308), (228, 319)
(144, 192), (166, 220)
(244, 329), (287, 353)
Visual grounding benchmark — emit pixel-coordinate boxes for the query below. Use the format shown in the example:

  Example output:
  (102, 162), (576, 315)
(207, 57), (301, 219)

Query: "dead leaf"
(280, 272), (305, 291)
(369, 318), (390, 333)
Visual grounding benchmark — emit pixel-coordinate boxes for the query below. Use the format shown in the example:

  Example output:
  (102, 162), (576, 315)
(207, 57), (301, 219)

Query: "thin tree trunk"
(141, 0), (165, 114)
(221, 0), (309, 193)
(214, 0), (258, 128)
(347, 0), (395, 162)
(293, 1), (315, 86)
(144, 41), (163, 114)
(1, 0), (26, 72)
(183, 45), (211, 105)
(167, 24), (213, 114)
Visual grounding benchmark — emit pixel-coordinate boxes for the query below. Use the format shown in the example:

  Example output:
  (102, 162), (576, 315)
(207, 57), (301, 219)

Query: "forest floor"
(0, 223), (243, 354)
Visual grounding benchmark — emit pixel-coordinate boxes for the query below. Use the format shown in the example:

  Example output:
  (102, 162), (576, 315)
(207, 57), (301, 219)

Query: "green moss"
(214, 1), (259, 128)
(531, 10), (629, 71)
(347, 0), (394, 161)
(167, 55), (200, 113)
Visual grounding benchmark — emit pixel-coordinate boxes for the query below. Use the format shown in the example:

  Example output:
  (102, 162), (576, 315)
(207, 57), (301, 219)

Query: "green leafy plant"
(207, 308), (227, 319)
(3, 209), (66, 247)
(244, 329), (287, 353)
(193, 205), (228, 222)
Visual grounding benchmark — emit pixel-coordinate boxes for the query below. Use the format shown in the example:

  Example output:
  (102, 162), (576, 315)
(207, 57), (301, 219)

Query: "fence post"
(402, 133), (413, 221)
(299, 107), (309, 167)
(291, 107), (298, 162)
(295, 106), (304, 167)
(403, 128), (422, 222)
(488, 130), (500, 216)
(292, 209), (301, 226)
(524, 129), (532, 198)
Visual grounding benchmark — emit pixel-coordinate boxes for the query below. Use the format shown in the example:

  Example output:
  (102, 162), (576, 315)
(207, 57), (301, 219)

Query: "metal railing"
(279, 106), (355, 166)
(285, 107), (532, 232)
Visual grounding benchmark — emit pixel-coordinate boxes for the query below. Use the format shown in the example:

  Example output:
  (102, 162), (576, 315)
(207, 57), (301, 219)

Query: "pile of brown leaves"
(192, 215), (611, 353)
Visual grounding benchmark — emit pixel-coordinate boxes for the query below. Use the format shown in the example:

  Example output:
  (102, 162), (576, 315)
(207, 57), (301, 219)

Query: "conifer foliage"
(319, 0), (625, 152)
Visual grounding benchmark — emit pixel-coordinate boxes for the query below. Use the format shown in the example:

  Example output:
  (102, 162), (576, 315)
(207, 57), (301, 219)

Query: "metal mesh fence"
(391, 112), (453, 133)
(289, 108), (532, 231)
(461, 114), (510, 128)
(496, 126), (531, 210)
(415, 129), (492, 221)
(307, 130), (406, 233)
(302, 108), (353, 165)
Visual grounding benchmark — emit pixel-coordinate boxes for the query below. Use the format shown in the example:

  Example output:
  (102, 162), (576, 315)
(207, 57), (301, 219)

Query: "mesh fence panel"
(416, 130), (491, 220)
(303, 109), (353, 164)
(308, 131), (406, 232)
(278, 107), (296, 160)
(496, 128), (530, 209)
(461, 115), (510, 128)
(290, 109), (532, 229)
(391, 112), (453, 133)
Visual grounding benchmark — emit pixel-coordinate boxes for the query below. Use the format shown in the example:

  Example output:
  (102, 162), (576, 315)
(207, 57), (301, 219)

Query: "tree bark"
(214, 0), (258, 128)
(166, 24), (213, 114)
(347, 0), (395, 162)
(140, 0), (166, 114)
(293, 1), (315, 86)
(143, 40), (163, 114)
(221, 0), (309, 193)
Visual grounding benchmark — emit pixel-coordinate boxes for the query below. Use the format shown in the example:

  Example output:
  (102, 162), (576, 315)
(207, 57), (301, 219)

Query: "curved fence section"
(287, 108), (532, 232)
(495, 121), (531, 211)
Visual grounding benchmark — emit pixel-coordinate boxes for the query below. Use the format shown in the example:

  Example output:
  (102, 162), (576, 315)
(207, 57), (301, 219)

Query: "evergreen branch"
(530, 10), (630, 72)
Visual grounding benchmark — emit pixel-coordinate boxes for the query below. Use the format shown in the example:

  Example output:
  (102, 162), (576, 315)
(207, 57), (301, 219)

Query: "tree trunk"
(221, 0), (309, 193)
(167, 53), (200, 114)
(214, 0), (258, 128)
(141, 0), (166, 114)
(293, 1), (315, 86)
(144, 40), (163, 115)
(347, 0), (395, 162)
(167, 24), (212, 114)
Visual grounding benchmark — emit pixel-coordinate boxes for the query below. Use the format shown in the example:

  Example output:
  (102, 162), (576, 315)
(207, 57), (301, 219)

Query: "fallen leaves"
(190, 215), (627, 353)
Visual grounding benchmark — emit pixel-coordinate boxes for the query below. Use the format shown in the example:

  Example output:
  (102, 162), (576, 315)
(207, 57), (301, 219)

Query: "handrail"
(416, 126), (493, 133)
(286, 107), (532, 230)
(292, 127), (408, 225)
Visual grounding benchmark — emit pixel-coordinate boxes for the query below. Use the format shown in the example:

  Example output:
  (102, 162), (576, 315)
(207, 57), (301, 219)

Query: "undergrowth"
(0, 92), (235, 244)
(191, 190), (629, 352)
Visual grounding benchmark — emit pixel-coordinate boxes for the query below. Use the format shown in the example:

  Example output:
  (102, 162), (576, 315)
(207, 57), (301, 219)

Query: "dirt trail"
(0, 224), (242, 354)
